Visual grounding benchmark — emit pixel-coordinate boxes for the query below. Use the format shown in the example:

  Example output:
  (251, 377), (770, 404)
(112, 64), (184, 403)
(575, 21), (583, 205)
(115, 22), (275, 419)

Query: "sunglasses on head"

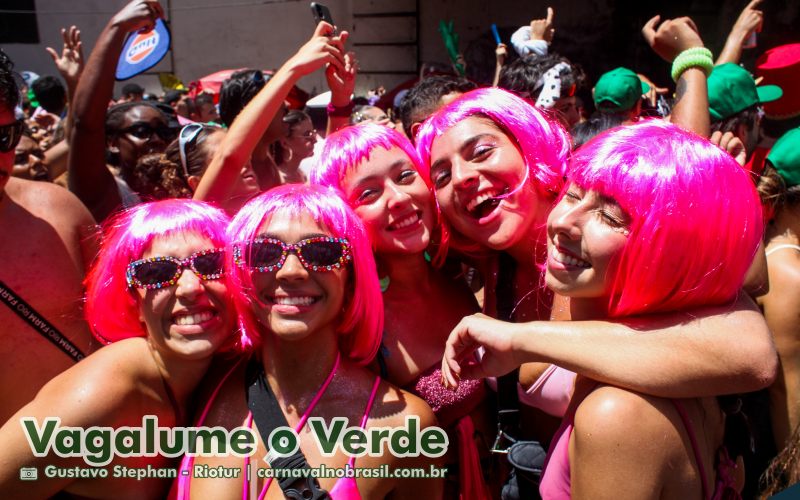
(234, 237), (351, 273)
(127, 248), (225, 290)
(178, 123), (205, 178)
(121, 122), (176, 142)
(0, 120), (24, 153)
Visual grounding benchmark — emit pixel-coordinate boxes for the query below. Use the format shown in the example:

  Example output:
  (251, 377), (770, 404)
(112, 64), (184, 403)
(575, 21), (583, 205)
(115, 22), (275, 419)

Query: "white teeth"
(174, 311), (214, 326)
(553, 249), (591, 268)
(273, 296), (315, 306)
(390, 213), (419, 230)
(466, 190), (499, 212)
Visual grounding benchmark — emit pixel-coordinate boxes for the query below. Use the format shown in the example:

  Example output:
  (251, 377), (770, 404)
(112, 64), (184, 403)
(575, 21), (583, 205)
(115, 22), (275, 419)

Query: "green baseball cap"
(593, 67), (650, 112)
(708, 63), (783, 121)
(767, 127), (800, 187)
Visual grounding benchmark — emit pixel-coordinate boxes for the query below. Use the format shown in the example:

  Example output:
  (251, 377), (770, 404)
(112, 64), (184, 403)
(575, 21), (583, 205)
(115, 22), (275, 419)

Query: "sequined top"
(405, 363), (486, 428)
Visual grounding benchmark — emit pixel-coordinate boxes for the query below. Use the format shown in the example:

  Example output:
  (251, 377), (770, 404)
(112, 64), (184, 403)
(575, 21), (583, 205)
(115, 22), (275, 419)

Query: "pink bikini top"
(485, 364), (576, 418)
(406, 363), (486, 428)
(539, 388), (739, 500)
(175, 356), (381, 500)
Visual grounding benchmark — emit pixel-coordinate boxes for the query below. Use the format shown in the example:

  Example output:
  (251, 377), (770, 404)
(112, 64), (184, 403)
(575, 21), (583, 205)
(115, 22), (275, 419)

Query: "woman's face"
(136, 231), (233, 360)
(341, 146), (434, 255)
(250, 210), (348, 342)
(428, 116), (543, 251)
(113, 106), (174, 170)
(545, 184), (630, 299)
(284, 117), (317, 161)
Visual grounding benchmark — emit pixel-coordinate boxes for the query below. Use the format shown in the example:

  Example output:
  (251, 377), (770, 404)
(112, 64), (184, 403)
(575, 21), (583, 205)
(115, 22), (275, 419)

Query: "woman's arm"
(193, 22), (346, 205)
(67, 0), (163, 221)
(443, 293), (777, 398)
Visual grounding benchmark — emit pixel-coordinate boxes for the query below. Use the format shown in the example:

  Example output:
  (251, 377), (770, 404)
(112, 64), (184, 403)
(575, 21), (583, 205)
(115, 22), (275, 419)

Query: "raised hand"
(710, 130), (747, 166)
(441, 313), (523, 390)
(530, 7), (555, 43)
(45, 26), (84, 90)
(327, 51), (357, 107)
(637, 73), (669, 107)
(642, 15), (704, 62)
(287, 22), (347, 79)
(110, 0), (164, 34)
(732, 0), (764, 40)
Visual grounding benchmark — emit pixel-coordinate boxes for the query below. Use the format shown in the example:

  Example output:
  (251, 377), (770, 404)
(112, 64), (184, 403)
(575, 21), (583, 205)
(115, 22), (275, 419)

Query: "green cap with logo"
(708, 63), (783, 121)
(593, 67), (650, 112)
(767, 127), (800, 187)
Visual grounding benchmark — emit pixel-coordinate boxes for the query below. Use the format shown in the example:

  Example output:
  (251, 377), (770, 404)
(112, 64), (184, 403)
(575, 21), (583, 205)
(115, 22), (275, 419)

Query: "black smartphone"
(310, 2), (337, 34)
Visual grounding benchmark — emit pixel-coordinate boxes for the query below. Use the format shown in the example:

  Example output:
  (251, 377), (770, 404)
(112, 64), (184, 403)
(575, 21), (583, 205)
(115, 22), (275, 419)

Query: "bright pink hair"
(226, 183), (383, 365)
(84, 199), (231, 344)
(568, 120), (763, 317)
(414, 87), (571, 258)
(310, 121), (430, 191)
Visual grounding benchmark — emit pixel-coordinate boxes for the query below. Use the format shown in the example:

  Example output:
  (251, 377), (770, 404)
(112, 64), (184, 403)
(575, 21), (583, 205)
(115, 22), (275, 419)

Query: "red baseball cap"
(756, 44), (800, 119)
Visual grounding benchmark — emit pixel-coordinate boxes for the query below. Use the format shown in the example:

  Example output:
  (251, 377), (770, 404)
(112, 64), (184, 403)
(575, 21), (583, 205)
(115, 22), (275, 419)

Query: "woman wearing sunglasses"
(131, 123), (259, 214)
(416, 87), (775, 420)
(0, 199), (237, 499)
(310, 122), (492, 498)
(443, 121), (760, 498)
(182, 184), (442, 499)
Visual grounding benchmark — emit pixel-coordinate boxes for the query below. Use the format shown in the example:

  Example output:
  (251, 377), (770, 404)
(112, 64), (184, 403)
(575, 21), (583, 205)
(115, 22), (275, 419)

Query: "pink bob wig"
(310, 121), (430, 192)
(226, 183), (383, 365)
(414, 87), (571, 259)
(568, 120), (763, 317)
(84, 199), (232, 344)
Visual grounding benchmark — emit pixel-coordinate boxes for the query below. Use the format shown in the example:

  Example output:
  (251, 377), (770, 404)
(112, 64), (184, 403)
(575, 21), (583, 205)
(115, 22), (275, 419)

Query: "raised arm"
(68, 0), (163, 221)
(716, 0), (764, 66)
(325, 51), (357, 135)
(642, 15), (710, 137)
(194, 22), (346, 205)
(443, 293), (777, 398)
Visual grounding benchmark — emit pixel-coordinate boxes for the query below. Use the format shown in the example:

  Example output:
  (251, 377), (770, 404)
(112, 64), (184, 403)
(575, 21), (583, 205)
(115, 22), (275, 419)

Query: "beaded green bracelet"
(671, 47), (714, 82)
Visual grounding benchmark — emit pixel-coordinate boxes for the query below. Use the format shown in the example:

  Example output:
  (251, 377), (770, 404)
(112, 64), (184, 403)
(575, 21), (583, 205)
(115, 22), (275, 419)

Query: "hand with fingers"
(46, 26), (84, 91)
(441, 313), (524, 390)
(637, 73), (668, 107)
(327, 51), (357, 107)
(110, 0), (164, 34)
(287, 22), (348, 79)
(710, 130), (747, 166)
(642, 15), (704, 62)
(495, 43), (508, 66)
(530, 7), (555, 43)
(732, 0), (764, 41)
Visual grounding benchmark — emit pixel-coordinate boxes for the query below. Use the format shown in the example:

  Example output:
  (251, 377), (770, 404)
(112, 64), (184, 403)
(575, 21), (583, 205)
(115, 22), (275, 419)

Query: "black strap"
(0, 279), (85, 362)
(495, 253), (521, 445)
(246, 361), (330, 500)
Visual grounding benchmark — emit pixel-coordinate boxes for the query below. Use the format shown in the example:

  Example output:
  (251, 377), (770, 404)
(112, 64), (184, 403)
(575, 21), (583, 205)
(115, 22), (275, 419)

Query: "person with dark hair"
(570, 113), (624, 149)
(31, 75), (67, 117)
(193, 92), (218, 124)
(592, 67), (648, 123)
(119, 82), (144, 103)
(498, 52), (586, 128)
(350, 104), (393, 128)
(397, 75), (476, 141)
(0, 48), (97, 423)
(274, 109), (314, 184)
(67, 0), (179, 222)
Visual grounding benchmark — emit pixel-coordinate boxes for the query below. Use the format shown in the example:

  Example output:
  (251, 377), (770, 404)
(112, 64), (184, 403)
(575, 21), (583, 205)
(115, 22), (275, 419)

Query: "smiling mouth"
(552, 247), (591, 268)
(465, 188), (508, 219)
(387, 211), (421, 231)
(270, 296), (319, 306)
(172, 310), (217, 326)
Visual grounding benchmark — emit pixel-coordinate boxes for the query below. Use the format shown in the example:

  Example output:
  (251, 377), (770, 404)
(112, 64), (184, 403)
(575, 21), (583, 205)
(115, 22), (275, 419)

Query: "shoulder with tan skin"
(570, 382), (712, 500)
(0, 339), (180, 499)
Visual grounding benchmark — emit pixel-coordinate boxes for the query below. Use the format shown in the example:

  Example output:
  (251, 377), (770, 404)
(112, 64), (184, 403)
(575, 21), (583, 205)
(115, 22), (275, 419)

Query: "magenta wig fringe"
(84, 199), (231, 344)
(226, 183), (383, 365)
(569, 120), (763, 317)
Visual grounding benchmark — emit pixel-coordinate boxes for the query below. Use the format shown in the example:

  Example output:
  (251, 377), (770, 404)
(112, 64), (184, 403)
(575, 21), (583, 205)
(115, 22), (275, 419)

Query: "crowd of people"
(1, 0), (799, 498)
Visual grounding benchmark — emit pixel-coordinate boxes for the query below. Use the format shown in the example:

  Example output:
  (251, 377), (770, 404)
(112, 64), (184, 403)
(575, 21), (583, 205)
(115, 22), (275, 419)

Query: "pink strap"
(347, 376), (381, 468)
(258, 354), (341, 500)
(671, 400), (711, 500)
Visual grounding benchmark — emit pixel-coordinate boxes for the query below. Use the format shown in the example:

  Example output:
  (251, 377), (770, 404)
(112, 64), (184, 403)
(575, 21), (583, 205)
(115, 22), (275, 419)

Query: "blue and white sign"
(115, 19), (171, 81)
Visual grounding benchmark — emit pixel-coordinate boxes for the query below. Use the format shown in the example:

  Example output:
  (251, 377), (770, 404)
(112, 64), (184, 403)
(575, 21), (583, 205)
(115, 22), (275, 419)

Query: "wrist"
(670, 47), (714, 82)
(329, 94), (352, 108)
(326, 101), (354, 117)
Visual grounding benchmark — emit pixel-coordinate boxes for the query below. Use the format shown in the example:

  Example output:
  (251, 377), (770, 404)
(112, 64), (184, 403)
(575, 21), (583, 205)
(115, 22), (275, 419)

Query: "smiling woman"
(182, 184), (443, 500)
(0, 199), (237, 499)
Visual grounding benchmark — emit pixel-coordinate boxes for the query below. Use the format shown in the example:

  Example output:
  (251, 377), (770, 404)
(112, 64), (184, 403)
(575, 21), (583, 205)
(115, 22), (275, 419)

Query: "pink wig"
(226, 183), (383, 365)
(415, 87), (570, 198)
(414, 87), (571, 259)
(84, 199), (231, 344)
(310, 121), (430, 191)
(568, 120), (763, 317)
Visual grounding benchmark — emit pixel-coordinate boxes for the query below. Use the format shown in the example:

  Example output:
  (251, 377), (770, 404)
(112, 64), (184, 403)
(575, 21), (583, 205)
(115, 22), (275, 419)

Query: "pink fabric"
(486, 365), (576, 418)
(454, 416), (492, 500)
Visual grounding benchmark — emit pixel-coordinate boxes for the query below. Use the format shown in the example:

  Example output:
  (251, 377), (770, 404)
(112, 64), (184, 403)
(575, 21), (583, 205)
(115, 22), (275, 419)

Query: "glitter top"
(406, 363), (486, 428)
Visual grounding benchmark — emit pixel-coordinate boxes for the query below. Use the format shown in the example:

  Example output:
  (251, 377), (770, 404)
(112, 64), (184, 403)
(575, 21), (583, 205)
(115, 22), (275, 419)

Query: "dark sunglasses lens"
(301, 241), (344, 266)
(193, 251), (224, 276)
(249, 242), (284, 268)
(127, 124), (153, 139)
(156, 127), (177, 141)
(0, 122), (21, 152)
(134, 261), (178, 285)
